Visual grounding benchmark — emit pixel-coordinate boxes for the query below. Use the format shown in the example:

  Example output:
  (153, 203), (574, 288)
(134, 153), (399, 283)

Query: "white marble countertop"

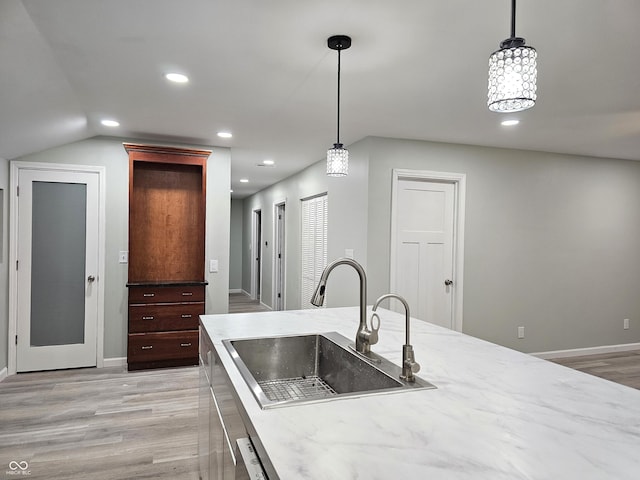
(200, 307), (640, 479)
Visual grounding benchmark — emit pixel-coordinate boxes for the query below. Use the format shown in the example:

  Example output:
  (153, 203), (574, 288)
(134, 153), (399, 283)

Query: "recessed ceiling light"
(101, 119), (120, 127)
(165, 73), (189, 83)
(263, 159), (275, 166)
(501, 119), (520, 126)
(239, 178), (249, 183)
(217, 131), (233, 139)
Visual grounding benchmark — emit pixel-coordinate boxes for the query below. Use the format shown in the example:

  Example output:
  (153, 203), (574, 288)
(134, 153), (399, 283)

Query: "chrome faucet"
(372, 293), (421, 382)
(310, 257), (378, 354)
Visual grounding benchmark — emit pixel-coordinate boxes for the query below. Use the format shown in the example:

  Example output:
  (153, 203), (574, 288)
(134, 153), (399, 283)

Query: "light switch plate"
(119, 251), (128, 264)
(209, 259), (218, 273)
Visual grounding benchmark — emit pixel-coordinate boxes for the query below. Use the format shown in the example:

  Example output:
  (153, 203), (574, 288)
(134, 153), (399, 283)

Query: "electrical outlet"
(624, 318), (630, 330)
(517, 326), (525, 339)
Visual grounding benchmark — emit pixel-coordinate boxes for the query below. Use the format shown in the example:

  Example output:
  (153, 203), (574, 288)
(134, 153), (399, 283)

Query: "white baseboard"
(103, 357), (127, 368)
(532, 342), (640, 360)
(229, 289), (255, 297)
(259, 301), (272, 311)
(0, 361), (125, 379)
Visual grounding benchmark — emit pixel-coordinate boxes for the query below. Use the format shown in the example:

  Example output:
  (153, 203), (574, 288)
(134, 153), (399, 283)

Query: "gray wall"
(0, 158), (8, 372)
(365, 136), (640, 352)
(11, 136), (230, 360)
(229, 199), (244, 291)
(204, 144), (231, 315)
(242, 136), (640, 354)
(7, 132), (637, 365)
(242, 148), (369, 310)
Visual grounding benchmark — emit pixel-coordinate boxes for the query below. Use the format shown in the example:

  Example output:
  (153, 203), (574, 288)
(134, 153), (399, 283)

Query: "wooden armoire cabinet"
(124, 143), (209, 371)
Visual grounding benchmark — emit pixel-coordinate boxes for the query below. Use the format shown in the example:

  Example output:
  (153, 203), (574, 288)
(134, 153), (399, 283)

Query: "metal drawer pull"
(141, 345), (153, 350)
(180, 343), (192, 347)
(142, 316), (154, 320)
(181, 292), (193, 296)
(143, 293), (155, 297)
(181, 314), (192, 318)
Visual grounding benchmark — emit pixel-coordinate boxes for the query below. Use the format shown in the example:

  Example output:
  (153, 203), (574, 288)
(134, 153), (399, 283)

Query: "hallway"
(228, 292), (271, 314)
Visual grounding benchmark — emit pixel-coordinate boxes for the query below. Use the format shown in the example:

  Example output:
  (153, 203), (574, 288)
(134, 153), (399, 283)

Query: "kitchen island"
(200, 307), (640, 479)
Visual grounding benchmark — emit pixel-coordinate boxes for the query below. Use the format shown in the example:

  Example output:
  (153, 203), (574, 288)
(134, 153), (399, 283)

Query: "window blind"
(301, 194), (327, 309)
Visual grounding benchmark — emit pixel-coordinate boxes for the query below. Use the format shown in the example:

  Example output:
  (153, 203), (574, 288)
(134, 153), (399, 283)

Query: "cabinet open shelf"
(125, 143), (209, 370)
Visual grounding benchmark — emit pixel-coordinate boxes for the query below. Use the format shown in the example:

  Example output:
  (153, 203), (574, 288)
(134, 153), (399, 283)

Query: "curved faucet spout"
(373, 293), (411, 345)
(372, 293), (420, 382)
(310, 257), (372, 353)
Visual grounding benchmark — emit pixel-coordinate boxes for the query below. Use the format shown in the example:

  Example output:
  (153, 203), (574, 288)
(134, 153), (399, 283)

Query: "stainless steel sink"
(223, 331), (436, 409)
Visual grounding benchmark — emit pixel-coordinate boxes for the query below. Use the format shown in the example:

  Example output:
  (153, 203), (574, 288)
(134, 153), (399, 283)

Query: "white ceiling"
(3, 0), (640, 198)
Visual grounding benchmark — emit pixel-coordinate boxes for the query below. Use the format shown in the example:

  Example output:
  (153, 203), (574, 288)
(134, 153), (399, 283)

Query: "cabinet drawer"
(129, 285), (205, 304)
(129, 303), (202, 333)
(128, 331), (199, 363)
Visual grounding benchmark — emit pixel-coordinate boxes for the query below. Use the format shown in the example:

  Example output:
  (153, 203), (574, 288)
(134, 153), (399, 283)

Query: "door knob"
(444, 279), (453, 286)
(87, 275), (96, 283)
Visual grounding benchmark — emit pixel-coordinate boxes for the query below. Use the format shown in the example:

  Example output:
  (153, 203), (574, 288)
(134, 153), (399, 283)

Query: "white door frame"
(390, 169), (466, 332)
(250, 208), (262, 301)
(272, 199), (286, 310)
(8, 161), (106, 375)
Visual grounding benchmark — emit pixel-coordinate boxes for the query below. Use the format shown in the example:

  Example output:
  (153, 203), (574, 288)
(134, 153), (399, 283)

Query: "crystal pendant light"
(488, 0), (537, 113)
(326, 35), (351, 177)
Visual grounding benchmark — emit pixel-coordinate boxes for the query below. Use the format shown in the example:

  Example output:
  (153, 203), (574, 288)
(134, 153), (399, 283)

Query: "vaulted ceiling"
(3, 0), (640, 197)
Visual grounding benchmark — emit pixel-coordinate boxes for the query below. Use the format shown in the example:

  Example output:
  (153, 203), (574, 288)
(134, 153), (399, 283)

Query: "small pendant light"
(326, 35), (351, 177)
(488, 0), (537, 113)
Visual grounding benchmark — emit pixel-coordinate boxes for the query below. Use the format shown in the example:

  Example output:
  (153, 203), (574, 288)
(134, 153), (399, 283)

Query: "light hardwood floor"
(551, 349), (640, 390)
(228, 292), (271, 314)
(0, 366), (199, 480)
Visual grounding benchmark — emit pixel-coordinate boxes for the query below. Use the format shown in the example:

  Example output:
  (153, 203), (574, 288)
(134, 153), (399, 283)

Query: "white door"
(274, 202), (285, 311)
(392, 179), (455, 328)
(16, 168), (100, 371)
(251, 209), (262, 301)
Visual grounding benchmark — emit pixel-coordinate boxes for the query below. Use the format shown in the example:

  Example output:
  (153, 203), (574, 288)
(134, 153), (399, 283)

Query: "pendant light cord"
(510, 0), (516, 38)
(336, 48), (341, 144)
